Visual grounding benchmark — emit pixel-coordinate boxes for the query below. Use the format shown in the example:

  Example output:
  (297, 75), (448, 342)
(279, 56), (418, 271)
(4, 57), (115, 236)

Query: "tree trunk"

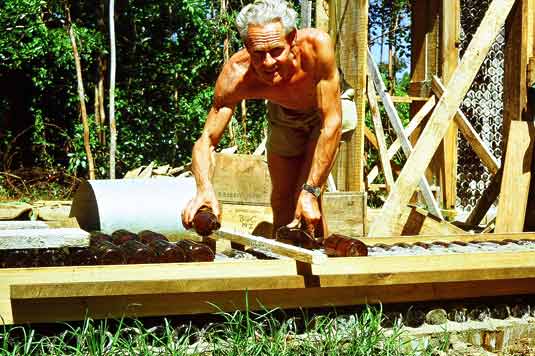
(66, 5), (96, 180)
(109, 0), (117, 179)
(96, 0), (107, 145)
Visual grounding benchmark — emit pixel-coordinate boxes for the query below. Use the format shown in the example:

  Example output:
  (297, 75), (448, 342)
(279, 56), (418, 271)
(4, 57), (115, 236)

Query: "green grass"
(0, 306), (450, 356)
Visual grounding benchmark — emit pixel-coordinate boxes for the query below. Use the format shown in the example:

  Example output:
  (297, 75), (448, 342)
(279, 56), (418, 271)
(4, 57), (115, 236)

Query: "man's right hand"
(181, 189), (221, 230)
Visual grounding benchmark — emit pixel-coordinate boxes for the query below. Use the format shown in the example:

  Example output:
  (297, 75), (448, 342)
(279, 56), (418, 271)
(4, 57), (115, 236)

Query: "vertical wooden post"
(329, 0), (368, 192)
(440, 0), (460, 212)
(346, 0), (368, 192)
(315, 0), (329, 32)
(409, 0), (440, 199)
(503, 0), (532, 136)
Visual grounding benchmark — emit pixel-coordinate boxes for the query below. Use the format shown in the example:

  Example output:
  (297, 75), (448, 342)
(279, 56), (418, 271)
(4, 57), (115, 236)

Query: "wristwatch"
(302, 183), (322, 198)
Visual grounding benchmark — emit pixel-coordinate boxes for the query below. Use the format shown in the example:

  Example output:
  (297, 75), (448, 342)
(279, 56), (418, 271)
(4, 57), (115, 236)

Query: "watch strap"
(302, 183), (321, 198)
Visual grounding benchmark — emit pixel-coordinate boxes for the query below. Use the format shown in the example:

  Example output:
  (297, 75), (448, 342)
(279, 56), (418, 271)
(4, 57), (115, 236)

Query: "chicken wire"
(456, 0), (504, 213)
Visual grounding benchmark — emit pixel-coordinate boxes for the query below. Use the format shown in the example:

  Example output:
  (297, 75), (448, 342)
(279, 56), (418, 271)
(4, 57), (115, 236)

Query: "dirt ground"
(436, 338), (535, 356)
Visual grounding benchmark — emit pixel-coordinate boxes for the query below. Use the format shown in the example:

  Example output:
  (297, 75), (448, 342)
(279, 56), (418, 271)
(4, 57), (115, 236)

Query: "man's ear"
(285, 28), (297, 45)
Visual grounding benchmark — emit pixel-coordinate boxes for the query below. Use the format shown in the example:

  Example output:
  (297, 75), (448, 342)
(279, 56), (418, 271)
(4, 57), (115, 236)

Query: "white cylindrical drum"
(70, 178), (196, 237)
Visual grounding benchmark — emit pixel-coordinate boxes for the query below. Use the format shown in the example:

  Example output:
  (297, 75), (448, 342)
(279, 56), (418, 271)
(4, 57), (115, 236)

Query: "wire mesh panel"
(456, 0), (504, 213)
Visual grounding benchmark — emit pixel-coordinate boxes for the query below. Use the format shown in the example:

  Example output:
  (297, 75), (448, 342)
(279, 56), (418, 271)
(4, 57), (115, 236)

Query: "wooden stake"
(368, 0), (516, 236)
(366, 77), (395, 191)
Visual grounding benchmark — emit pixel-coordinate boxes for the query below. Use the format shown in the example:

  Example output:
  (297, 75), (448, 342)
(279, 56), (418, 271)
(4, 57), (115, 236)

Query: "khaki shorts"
(266, 92), (357, 157)
(266, 102), (322, 157)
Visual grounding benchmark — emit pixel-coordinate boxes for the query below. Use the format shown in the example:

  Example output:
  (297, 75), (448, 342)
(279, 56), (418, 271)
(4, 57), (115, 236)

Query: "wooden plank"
(212, 153), (271, 205)
(9, 279), (535, 324)
(0, 228), (89, 250)
(315, 0), (329, 32)
(369, 0), (516, 236)
(439, 0), (461, 210)
(0, 202), (32, 220)
(359, 231), (535, 246)
(465, 167), (503, 226)
(4, 260), (303, 299)
(322, 192), (366, 237)
(312, 251), (535, 287)
(432, 76), (500, 174)
(368, 50), (443, 219)
(495, 121), (535, 232)
(367, 77), (395, 191)
(377, 205), (467, 237)
(367, 95), (436, 184)
(215, 229), (328, 264)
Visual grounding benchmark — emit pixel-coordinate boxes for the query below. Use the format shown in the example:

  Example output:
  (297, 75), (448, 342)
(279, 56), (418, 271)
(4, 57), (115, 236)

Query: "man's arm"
(294, 32), (342, 235)
(182, 70), (238, 228)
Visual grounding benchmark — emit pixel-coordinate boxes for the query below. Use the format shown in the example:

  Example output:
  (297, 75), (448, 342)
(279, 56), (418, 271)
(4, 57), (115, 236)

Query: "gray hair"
(236, 0), (298, 40)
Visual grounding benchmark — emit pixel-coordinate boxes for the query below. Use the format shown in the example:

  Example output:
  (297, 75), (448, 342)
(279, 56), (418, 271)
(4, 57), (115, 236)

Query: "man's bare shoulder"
(296, 28), (335, 73)
(214, 49), (251, 106)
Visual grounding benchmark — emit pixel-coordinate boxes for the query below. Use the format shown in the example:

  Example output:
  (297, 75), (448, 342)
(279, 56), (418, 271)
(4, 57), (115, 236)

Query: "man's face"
(245, 21), (293, 85)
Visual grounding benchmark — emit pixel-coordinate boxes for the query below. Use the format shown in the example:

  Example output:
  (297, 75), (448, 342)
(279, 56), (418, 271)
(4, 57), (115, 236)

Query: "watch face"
(303, 184), (321, 197)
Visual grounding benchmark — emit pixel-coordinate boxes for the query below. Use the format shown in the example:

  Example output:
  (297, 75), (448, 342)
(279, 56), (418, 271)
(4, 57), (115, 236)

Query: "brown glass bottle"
(149, 239), (186, 263)
(323, 234), (368, 257)
(192, 207), (220, 236)
(4, 250), (35, 268)
(121, 240), (155, 264)
(111, 229), (138, 245)
(177, 240), (215, 262)
(91, 240), (126, 265)
(69, 247), (97, 265)
(138, 230), (168, 244)
(35, 248), (68, 267)
(90, 231), (112, 245)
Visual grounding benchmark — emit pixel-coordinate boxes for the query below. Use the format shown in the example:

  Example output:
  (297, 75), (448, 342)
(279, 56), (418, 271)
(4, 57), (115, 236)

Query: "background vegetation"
(0, 0), (411, 199)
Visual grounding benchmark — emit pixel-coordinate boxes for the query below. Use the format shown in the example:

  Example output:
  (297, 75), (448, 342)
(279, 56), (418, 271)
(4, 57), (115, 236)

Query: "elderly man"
(182, 0), (342, 239)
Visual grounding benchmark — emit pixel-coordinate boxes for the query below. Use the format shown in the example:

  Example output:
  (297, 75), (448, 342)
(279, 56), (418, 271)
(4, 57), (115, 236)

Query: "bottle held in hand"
(121, 240), (156, 264)
(192, 207), (220, 236)
(111, 229), (138, 245)
(177, 239), (215, 262)
(323, 234), (368, 257)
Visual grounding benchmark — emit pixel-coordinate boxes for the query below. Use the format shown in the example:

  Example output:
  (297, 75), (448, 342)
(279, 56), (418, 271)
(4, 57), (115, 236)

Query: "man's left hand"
(290, 190), (321, 238)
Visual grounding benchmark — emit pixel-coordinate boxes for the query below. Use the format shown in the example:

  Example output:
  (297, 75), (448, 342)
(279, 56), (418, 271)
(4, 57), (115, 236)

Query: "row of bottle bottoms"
(0, 229), (215, 268)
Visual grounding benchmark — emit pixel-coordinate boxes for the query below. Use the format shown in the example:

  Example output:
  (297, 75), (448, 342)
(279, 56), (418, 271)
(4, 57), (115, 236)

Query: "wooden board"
(322, 192), (366, 237)
(4, 250), (535, 324)
(33, 200), (72, 221)
(495, 121), (535, 232)
(212, 153), (271, 205)
(216, 229), (327, 264)
(221, 192), (366, 237)
(369, 0), (516, 236)
(466, 168), (503, 226)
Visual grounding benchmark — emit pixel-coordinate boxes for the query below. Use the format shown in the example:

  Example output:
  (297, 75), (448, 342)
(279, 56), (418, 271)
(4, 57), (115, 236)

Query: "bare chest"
(248, 74), (317, 110)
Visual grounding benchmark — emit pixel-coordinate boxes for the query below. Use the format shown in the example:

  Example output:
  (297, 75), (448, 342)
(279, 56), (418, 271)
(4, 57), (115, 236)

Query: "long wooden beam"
(367, 50), (443, 219)
(465, 167), (503, 226)
(368, 0), (516, 236)
(216, 229), (328, 264)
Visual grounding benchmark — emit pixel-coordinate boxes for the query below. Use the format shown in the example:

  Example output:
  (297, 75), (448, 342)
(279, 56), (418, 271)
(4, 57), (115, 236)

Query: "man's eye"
(270, 48), (283, 57)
